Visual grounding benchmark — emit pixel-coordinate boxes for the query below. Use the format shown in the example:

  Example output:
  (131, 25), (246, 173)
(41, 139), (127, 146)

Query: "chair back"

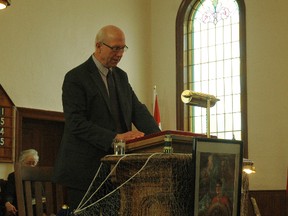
(15, 163), (65, 216)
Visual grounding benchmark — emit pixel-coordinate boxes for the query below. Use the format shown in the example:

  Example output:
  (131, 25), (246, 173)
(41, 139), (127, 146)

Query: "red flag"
(153, 86), (161, 130)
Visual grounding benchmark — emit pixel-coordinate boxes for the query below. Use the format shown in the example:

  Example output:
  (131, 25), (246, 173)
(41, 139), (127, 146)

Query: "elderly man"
(53, 25), (160, 210)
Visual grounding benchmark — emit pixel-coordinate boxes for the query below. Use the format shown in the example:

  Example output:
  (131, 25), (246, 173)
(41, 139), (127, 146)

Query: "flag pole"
(153, 85), (156, 114)
(153, 85), (161, 130)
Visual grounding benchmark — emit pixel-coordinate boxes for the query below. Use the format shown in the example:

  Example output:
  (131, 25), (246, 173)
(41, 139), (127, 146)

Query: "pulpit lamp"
(243, 159), (256, 174)
(181, 90), (219, 138)
(0, 0), (11, 9)
(181, 90), (219, 108)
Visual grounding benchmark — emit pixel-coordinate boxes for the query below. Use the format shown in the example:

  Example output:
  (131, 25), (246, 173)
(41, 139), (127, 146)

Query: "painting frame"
(192, 137), (243, 216)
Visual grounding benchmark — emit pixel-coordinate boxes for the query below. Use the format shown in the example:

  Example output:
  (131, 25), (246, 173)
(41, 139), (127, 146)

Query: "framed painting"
(192, 138), (243, 216)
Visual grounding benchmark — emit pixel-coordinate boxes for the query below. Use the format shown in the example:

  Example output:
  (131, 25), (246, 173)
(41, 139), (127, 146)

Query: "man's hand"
(115, 130), (145, 141)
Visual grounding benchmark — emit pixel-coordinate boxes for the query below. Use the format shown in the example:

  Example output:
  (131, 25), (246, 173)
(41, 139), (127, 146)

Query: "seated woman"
(4, 149), (39, 216)
(0, 179), (7, 216)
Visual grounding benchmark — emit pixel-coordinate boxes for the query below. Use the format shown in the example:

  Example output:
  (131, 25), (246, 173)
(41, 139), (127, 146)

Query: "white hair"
(19, 149), (39, 163)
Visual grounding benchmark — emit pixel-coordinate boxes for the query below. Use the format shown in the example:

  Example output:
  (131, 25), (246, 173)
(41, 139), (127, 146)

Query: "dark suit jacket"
(3, 173), (16, 208)
(53, 56), (160, 190)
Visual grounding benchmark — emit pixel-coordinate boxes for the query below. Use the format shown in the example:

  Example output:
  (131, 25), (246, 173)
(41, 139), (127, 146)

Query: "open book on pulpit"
(126, 130), (214, 153)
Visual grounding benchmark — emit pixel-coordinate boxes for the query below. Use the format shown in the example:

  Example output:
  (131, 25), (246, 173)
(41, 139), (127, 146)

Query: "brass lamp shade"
(0, 0), (11, 10)
(181, 90), (219, 108)
(181, 90), (219, 138)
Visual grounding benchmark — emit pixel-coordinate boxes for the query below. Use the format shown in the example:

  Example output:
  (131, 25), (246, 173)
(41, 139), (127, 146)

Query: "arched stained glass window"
(176, 0), (247, 155)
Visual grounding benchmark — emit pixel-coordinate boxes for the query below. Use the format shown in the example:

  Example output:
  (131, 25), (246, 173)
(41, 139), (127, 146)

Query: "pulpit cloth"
(73, 153), (194, 216)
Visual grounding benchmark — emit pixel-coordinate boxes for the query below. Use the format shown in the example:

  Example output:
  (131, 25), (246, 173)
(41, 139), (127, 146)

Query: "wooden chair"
(14, 163), (66, 216)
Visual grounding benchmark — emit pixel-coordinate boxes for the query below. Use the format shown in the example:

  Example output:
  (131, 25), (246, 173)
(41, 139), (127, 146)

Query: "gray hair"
(19, 149), (39, 163)
(95, 28), (105, 44)
(95, 25), (124, 46)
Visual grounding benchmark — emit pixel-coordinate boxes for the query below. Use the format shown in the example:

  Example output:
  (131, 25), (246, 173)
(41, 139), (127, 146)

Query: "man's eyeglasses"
(102, 42), (128, 52)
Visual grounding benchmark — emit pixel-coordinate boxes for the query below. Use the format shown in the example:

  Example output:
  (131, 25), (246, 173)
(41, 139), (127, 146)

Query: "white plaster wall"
(150, 0), (182, 131)
(0, 0), (151, 178)
(245, 0), (288, 190)
(0, 0), (151, 111)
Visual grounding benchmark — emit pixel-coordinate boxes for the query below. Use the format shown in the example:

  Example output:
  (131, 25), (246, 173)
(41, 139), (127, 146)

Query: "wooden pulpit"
(99, 131), (247, 216)
(101, 153), (193, 216)
(100, 130), (206, 215)
(126, 130), (209, 153)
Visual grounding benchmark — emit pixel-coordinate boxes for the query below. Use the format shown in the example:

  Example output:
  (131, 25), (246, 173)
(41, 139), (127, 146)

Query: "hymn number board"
(0, 85), (15, 162)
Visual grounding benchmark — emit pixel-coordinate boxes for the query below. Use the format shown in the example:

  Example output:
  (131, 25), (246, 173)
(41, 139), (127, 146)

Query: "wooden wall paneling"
(248, 190), (286, 216)
(15, 107), (64, 166)
(0, 84), (15, 162)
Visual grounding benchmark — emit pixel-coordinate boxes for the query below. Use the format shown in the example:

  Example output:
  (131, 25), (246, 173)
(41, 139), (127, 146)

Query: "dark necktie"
(107, 70), (124, 132)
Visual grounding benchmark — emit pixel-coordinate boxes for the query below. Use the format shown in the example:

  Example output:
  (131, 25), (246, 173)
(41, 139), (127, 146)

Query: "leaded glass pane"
(188, 0), (241, 139)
